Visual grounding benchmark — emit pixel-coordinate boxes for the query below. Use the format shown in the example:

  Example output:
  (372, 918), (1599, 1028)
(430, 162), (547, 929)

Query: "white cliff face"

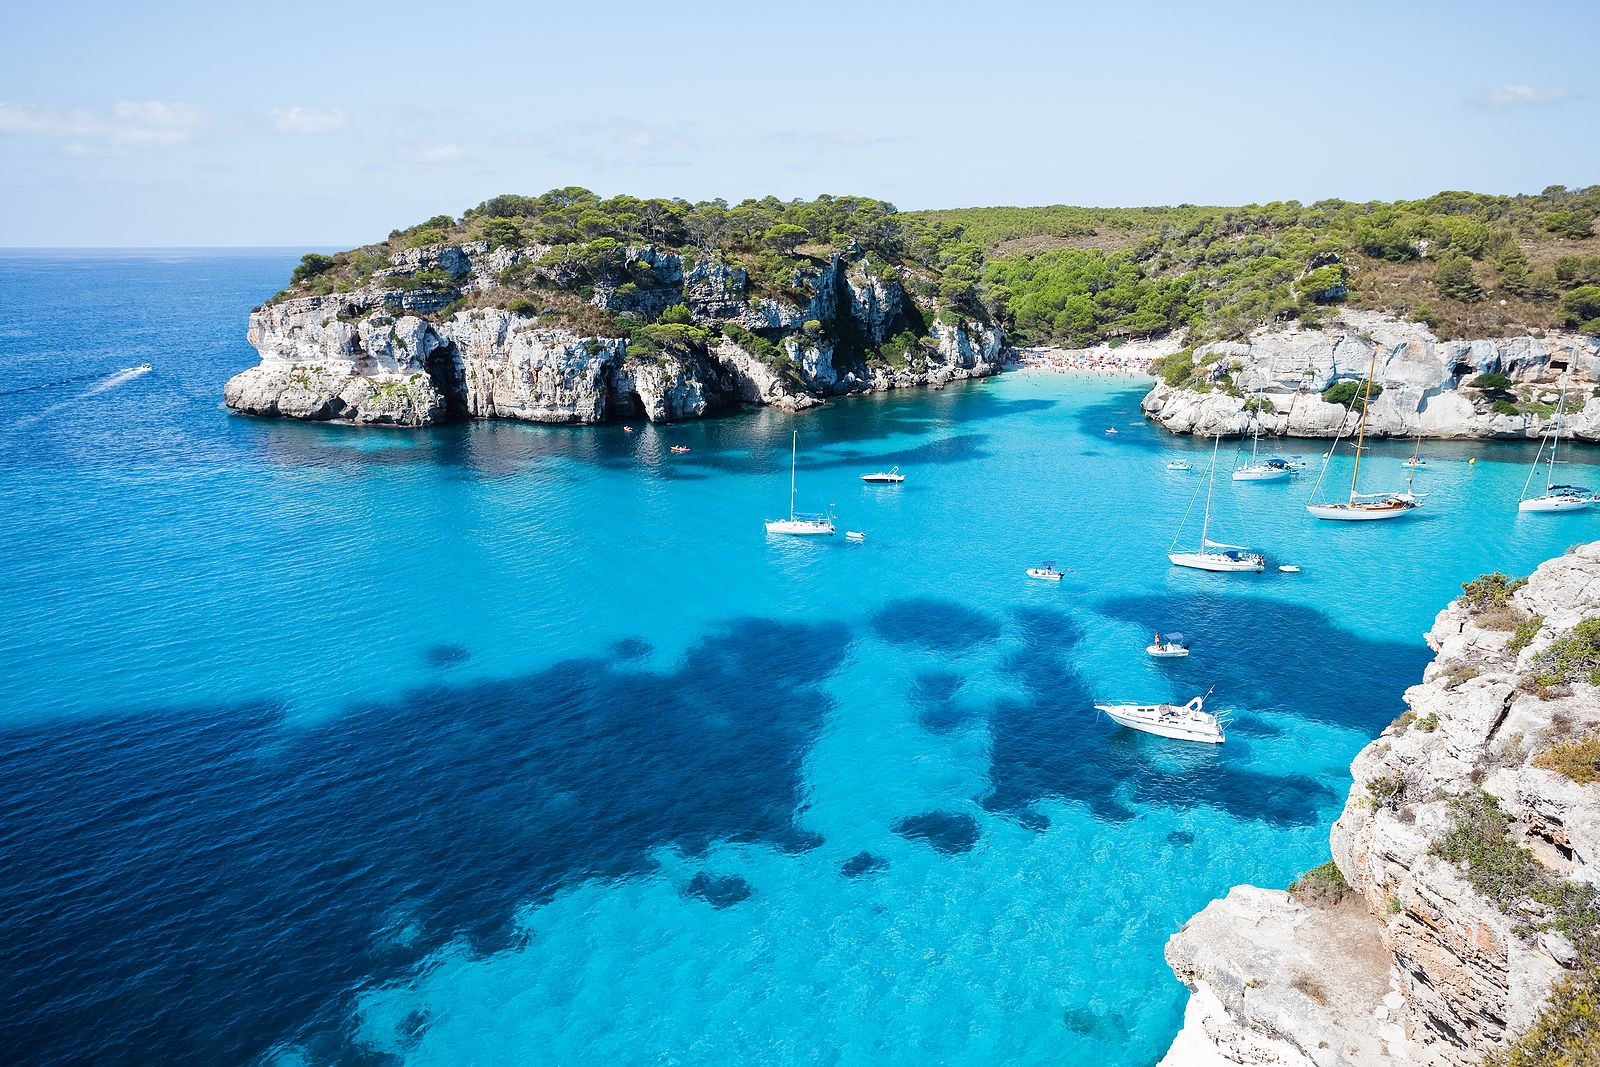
(1142, 311), (1600, 440)
(1163, 544), (1600, 1066)
(226, 244), (1007, 427)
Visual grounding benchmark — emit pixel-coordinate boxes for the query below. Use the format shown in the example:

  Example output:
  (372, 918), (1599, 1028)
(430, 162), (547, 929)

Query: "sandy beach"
(1006, 336), (1181, 379)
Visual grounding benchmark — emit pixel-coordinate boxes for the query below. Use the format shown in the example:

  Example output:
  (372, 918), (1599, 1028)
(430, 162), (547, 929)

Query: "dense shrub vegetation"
(278, 185), (1600, 354)
(913, 185), (1600, 345)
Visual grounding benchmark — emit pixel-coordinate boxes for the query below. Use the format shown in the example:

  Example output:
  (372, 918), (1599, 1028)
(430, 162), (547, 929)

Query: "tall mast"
(1201, 434), (1220, 548)
(1348, 344), (1379, 505)
(1550, 380), (1566, 490)
(1250, 387), (1262, 465)
(789, 431), (798, 519)
(1407, 434), (1421, 495)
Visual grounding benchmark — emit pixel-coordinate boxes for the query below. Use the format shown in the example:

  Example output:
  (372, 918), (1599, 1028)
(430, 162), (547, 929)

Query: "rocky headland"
(1141, 311), (1600, 441)
(1162, 544), (1600, 1065)
(225, 240), (1004, 427)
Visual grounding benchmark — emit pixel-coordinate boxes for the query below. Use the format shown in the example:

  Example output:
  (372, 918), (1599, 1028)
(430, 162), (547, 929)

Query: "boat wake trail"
(82, 365), (152, 396)
(7, 366), (153, 428)
(0, 369), (115, 397)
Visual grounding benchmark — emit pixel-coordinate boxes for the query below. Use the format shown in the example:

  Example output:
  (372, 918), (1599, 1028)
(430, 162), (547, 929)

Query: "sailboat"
(1169, 436), (1266, 572)
(765, 431), (836, 535)
(1519, 380), (1598, 513)
(1305, 344), (1421, 521)
(1233, 387), (1291, 481)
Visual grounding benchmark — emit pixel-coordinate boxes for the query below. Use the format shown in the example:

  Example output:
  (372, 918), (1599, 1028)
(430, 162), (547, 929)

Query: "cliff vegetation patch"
(1533, 735), (1600, 786)
(917, 185), (1600, 346)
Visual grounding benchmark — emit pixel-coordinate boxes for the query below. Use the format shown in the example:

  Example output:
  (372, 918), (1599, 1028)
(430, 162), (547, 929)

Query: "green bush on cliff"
(291, 253), (336, 285)
(1286, 860), (1351, 907)
(1529, 618), (1600, 687)
(1435, 789), (1600, 954)
(1460, 572), (1527, 612)
(1322, 380), (1383, 408)
(1563, 286), (1600, 333)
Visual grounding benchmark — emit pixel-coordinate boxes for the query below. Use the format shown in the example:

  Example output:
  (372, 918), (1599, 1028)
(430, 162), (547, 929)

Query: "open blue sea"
(1, 249), (1595, 1066)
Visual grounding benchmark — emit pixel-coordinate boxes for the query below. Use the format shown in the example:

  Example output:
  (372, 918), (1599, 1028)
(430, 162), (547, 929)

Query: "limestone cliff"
(225, 241), (1005, 427)
(1161, 545), (1600, 1065)
(1141, 310), (1600, 441)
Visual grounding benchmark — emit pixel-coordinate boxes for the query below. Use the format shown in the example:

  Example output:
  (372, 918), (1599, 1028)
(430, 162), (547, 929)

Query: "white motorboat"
(1520, 381), (1597, 513)
(1146, 632), (1189, 658)
(861, 466), (905, 484)
(766, 432), (836, 536)
(1169, 436), (1266, 572)
(846, 531), (866, 541)
(1026, 562), (1064, 581)
(1233, 392), (1292, 481)
(1167, 460), (1193, 472)
(1402, 456), (1426, 469)
(1307, 345), (1422, 522)
(1094, 691), (1225, 744)
(136, 363), (152, 372)
(1279, 565), (1301, 573)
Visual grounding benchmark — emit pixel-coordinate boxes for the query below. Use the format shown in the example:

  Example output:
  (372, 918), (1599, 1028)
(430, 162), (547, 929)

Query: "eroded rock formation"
(1162, 544), (1600, 1065)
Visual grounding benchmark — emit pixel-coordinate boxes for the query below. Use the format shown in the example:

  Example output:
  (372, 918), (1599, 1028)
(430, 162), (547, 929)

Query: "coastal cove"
(7, 249), (1600, 1064)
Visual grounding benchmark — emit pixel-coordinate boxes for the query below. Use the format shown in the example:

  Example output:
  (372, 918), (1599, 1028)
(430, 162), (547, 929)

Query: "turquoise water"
(2, 250), (1596, 1065)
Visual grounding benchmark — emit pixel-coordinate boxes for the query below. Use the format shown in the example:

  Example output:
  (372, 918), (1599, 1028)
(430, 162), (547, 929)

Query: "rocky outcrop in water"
(1160, 543), (1600, 1065)
(225, 242), (1005, 427)
(1141, 310), (1600, 441)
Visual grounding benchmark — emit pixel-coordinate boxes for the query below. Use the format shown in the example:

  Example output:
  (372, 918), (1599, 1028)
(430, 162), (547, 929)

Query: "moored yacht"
(1306, 344), (1422, 521)
(1169, 436), (1266, 572)
(861, 466), (905, 484)
(766, 432), (835, 536)
(1094, 690), (1225, 743)
(1520, 381), (1597, 513)
(1233, 390), (1291, 481)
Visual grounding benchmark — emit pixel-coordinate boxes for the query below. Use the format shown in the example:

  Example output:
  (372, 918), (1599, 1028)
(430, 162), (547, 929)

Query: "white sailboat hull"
(1520, 495), (1596, 513)
(1232, 465), (1291, 482)
(1168, 552), (1264, 572)
(1094, 701), (1225, 743)
(765, 519), (835, 535)
(1305, 499), (1420, 521)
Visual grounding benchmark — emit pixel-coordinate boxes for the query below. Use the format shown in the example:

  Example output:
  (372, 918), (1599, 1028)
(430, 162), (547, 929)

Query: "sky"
(2, 0), (1596, 247)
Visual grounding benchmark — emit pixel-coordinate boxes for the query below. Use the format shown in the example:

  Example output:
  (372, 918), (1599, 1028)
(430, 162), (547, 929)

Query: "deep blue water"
(1, 250), (1596, 1065)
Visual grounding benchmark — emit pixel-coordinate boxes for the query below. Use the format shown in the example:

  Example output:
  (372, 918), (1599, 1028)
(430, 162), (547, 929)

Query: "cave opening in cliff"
(425, 345), (469, 420)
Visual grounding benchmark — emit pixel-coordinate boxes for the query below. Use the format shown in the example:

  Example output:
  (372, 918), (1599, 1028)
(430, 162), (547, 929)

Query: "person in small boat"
(1153, 631), (1162, 648)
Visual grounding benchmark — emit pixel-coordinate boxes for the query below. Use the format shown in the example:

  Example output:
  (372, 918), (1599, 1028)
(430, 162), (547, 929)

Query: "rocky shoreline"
(224, 242), (1006, 427)
(1161, 544), (1600, 1065)
(1140, 310), (1600, 441)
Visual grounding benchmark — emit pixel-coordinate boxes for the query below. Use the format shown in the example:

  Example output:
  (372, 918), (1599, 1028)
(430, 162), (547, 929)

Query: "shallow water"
(2, 250), (1596, 1065)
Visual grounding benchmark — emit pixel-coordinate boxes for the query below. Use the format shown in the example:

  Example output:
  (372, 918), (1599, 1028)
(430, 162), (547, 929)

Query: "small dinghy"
(846, 531), (866, 542)
(1279, 565), (1301, 573)
(670, 445), (692, 454)
(1026, 561), (1064, 581)
(1105, 428), (1119, 435)
(1094, 689), (1225, 744)
(861, 466), (905, 484)
(1146, 632), (1189, 658)
(1166, 460), (1193, 472)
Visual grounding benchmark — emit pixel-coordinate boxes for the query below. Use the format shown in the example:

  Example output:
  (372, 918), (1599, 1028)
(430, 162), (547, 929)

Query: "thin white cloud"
(0, 100), (208, 148)
(1480, 84), (1572, 106)
(419, 144), (463, 163)
(270, 106), (348, 134)
(526, 116), (700, 170)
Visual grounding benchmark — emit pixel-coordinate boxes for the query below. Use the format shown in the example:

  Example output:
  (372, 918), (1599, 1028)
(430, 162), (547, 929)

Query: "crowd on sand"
(1006, 340), (1174, 378)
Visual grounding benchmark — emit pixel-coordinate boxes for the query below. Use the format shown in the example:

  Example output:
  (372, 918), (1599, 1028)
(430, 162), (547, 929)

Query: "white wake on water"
(10, 365), (152, 427)
(82, 365), (152, 395)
